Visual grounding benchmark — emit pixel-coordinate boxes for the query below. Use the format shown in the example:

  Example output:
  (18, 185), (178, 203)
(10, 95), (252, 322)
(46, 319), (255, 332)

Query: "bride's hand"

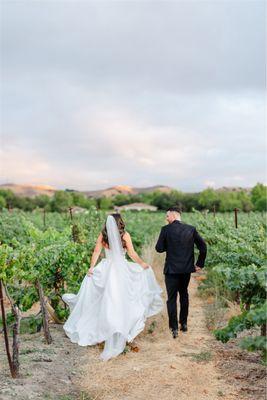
(141, 262), (150, 270)
(87, 268), (94, 277)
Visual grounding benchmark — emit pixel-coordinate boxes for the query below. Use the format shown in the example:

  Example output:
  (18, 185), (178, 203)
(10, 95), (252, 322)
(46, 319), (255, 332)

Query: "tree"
(198, 188), (220, 210)
(34, 195), (51, 209)
(182, 193), (200, 212)
(13, 196), (35, 211)
(50, 191), (73, 212)
(151, 190), (183, 210)
(237, 191), (253, 212)
(0, 195), (6, 209)
(0, 189), (16, 208)
(251, 183), (267, 211)
(98, 197), (113, 210)
(113, 194), (132, 206)
(218, 192), (242, 212)
(71, 192), (97, 209)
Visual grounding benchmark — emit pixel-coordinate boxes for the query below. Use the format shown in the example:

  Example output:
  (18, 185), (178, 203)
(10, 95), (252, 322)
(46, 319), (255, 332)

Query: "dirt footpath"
(0, 249), (265, 400)
(78, 271), (239, 400)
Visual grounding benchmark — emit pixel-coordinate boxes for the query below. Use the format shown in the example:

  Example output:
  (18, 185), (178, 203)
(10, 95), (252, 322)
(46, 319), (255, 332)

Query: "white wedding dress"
(62, 215), (163, 361)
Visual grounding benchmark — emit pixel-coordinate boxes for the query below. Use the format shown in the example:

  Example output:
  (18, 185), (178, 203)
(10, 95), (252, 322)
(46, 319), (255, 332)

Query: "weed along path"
(78, 252), (240, 400)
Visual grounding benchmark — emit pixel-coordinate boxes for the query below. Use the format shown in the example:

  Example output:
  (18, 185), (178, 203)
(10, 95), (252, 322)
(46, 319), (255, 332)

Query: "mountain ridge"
(0, 183), (252, 198)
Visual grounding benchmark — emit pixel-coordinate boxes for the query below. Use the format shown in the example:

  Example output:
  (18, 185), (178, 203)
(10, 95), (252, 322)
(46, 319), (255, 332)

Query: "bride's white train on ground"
(62, 215), (163, 361)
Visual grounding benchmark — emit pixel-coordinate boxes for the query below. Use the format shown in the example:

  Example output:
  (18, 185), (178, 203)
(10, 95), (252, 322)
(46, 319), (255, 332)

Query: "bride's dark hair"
(102, 213), (127, 249)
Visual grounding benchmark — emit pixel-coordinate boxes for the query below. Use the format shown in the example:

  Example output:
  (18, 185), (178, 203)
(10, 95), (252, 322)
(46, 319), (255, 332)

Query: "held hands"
(194, 265), (202, 272)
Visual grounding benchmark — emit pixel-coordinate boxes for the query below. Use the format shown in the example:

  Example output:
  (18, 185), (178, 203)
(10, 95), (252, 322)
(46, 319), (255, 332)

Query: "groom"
(155, 206), (207, 338)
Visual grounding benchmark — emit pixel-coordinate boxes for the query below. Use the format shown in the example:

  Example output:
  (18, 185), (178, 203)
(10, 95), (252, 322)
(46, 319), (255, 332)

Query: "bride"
(62, 213), (163, 361)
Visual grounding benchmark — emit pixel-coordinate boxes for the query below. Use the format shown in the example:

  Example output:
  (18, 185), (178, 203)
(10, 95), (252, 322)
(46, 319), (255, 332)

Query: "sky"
(1, 0), (266, 192)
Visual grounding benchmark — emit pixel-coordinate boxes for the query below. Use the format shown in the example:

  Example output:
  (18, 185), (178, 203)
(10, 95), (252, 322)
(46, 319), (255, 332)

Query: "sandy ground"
(0, 248), (266, 400)
(77, 268), (239, 400)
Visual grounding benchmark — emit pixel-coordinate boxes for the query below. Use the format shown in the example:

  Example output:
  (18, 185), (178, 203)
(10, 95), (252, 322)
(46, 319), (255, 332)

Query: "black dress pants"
(164, 273), (191, 330)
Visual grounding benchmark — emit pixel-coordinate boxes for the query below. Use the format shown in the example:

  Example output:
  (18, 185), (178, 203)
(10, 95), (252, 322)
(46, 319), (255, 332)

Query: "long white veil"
(100, 215), (128, 360)
(105, 215), (125, 261)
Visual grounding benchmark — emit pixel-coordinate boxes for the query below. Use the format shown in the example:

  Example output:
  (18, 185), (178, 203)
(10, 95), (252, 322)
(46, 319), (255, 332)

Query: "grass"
(191, 350), (213, 362)
(147, 320), (157, 334)
(43, 392), (93, 400)
(20, 348), (39, 355)
(180, 350), (213, 363)
(203, 302), (227, 331)
(20, 347), (55, 358)
(122, 344), (131, 354)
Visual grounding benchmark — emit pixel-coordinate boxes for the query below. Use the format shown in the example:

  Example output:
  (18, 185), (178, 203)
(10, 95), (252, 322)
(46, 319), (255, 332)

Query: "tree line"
(0, 183), (266, 213)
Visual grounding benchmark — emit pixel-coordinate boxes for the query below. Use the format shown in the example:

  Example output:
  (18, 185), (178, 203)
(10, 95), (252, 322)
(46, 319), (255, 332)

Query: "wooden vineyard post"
(72, 224), (82, 243)
(0, 279), (18, 378)
(261, 322), (267, 337)
(234, 208), (239, 229)
(4, 284), (21, 378)
(213, 205), (216, 218)
(36, 279), (52, 344)
(43, 208), (46, 228)
(68, 206), (73, 221)
(12, 309), (20, 376)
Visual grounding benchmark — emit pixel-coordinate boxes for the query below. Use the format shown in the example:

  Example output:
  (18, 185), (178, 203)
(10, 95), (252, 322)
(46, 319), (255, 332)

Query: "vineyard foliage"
(0, 208), (266, 360)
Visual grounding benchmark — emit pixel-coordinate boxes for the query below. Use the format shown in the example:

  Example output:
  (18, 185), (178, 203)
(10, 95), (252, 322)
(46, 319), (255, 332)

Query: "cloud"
(2, 1), (265, 92)
(1, 0), (266, 191)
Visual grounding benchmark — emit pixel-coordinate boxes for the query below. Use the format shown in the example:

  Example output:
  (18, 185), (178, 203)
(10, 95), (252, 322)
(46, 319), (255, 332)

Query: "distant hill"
(0, 183), (57, 198)
(82, 185), (173, 198)
(0, 183), (173, 198)
(0, 182), (252, 198)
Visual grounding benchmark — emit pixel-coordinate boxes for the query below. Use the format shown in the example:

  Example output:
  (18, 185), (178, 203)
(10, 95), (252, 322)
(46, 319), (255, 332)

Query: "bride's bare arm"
(87, 233), (103, 276)
(123, 232), (150, 269)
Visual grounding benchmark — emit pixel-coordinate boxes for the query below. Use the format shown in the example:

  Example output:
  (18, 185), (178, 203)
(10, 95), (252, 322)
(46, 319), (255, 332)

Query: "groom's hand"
(194, 265), (202, 272)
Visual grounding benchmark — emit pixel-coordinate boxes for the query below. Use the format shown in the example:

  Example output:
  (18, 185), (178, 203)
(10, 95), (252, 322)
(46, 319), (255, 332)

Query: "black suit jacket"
(155, 220), (207, 274)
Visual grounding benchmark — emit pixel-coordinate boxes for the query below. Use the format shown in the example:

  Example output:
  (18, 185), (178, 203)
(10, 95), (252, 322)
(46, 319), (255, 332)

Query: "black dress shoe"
(171, 329), (178, 339)
(180, 323), (188, 332)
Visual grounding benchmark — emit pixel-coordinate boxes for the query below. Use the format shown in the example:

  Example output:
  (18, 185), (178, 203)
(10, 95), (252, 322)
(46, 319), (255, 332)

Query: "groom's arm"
(155, 227), (167, 253)
(193, 228), (207, 268)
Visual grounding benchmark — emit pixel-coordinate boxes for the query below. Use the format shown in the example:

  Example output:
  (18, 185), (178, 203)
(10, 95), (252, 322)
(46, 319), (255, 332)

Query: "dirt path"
(78, 276), (237, 398)
(1, 249), (264, 400)
(77, 250), (240, 400)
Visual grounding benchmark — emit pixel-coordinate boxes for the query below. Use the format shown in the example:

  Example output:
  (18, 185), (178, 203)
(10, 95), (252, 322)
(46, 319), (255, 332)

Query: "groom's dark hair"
(167, 206), (182, 214)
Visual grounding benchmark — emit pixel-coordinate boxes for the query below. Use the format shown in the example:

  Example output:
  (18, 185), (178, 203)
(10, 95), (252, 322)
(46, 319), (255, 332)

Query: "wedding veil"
(105, 215), (125, 261)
